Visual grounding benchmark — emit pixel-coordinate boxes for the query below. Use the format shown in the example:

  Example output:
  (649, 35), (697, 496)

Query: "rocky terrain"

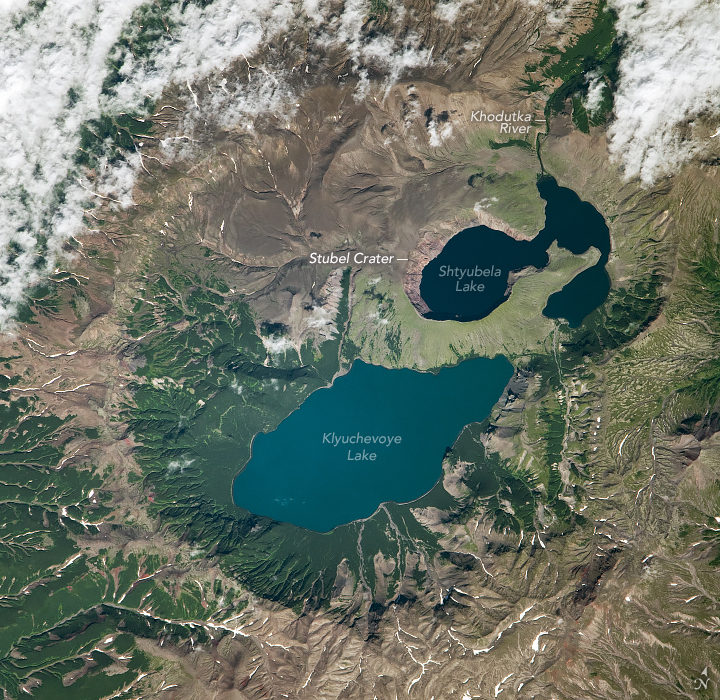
(1, 1), (719, 699)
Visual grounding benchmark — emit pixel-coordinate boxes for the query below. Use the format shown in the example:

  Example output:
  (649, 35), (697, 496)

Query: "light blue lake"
(232, 357), (513, 532)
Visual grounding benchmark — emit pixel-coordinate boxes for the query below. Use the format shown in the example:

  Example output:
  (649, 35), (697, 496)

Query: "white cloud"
(102, 0), (298, 115)
(0, 0), (147, 327)
(435, 0), (474, 23)
(428, 119), (453, 147)
(0, 0), (436, 328)
(0, 0), (300, 327)
(520, 0), (583, 33)
(316, 0), (431, 95)
(262, 334), (295, 355)
(305, 304), (334, 329)
(608, 0), (720, 184)
(583, 70), (606, 117)
(167, 456), (195, 474)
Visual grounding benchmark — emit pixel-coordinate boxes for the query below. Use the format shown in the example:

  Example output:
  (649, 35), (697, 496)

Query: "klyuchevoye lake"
(233, 357), (513, 532)
(419, 176), (611, 327)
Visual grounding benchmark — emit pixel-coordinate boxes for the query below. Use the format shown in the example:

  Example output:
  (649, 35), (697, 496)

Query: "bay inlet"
(419, 176), (611, 326)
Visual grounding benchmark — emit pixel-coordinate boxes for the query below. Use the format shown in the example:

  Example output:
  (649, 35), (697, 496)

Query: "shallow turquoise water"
(232, 357), (513, 532)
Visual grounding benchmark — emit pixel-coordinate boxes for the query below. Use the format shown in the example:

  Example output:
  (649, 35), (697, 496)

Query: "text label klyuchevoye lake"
(233, 357), (513, 532)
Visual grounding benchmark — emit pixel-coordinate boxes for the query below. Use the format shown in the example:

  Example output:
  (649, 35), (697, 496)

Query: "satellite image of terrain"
(1, 0), (719, 698)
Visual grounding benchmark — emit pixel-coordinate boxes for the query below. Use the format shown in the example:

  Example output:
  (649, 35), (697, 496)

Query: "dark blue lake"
(232, 357), (513, 532)
(419, 176), (611, 327)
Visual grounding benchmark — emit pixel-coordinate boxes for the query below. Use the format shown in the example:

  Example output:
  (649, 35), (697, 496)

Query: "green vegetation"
(0, 389), (155, 699)
(4, 142), (683, 699)
(0, 294), (251, 696)
(521, 1), (619, 131)
(449, 423), (541, 533)
(76, 114), (153, 168)
(4, 1), (720, 696)
(368, 0), (390, 19)
(116, 225), (607, 609)
(544, 3), (618, 114)
(102, 0), (214, 98)
(672, 234), (720, 418)
(347, 244), (600, 371)
(559, 275), (666, 366)
(489, 138), (533, 151)
(465, 165), (546, 234)
(118, 257), (447, 609)
(71, 0), (217, 201)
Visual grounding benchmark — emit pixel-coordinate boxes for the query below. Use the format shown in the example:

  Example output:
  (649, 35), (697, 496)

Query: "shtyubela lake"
(233, 357), (513, 532)
(419, 176), (611, 327)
